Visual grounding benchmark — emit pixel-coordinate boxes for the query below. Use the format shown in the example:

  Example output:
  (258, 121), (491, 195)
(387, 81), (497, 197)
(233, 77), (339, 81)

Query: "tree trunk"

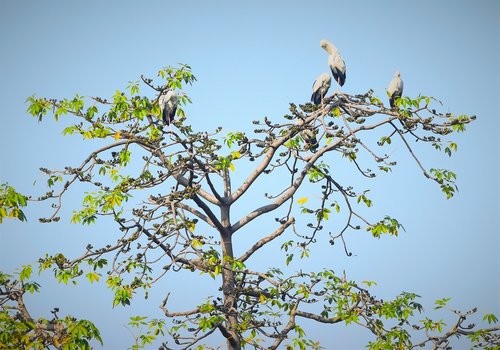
(220, 231), (241, 350)
(220, 198), (241, 350)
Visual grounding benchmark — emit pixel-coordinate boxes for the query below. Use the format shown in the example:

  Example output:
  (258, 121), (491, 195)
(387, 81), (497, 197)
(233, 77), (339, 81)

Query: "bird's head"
(320, 72), (332, 83)
(320, 39), (335, 54)
(166, 90), (179, 99)
(395, 70), (401, 78)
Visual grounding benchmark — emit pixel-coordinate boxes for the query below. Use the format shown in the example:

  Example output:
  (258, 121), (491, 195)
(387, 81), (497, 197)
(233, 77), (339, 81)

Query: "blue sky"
(0, 1), (499, 348)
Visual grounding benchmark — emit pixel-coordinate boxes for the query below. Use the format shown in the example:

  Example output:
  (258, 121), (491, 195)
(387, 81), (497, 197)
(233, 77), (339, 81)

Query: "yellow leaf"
(87, 272), (100, 283)
(259, 294), (267, 304)
(297, 197), (308, 205)
(191, 238), (203, 248)
(114, 132), (120, 140)
(186, 222), (196, 232)
(231, 151), (241, 159)
(230, 163), (235, 172)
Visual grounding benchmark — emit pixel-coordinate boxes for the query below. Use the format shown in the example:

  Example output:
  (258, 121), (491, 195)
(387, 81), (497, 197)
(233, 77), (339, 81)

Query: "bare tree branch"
(238, 217), (295, 262)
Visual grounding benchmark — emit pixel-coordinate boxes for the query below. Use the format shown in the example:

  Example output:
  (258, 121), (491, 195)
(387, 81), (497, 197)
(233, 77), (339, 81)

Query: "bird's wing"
(166, 105), (177, 125)
(162, 106), (169, 124)
(323, 74), (332, 89)
(311, 75), (330, 104)
(388, 77), (403, 108)
(158, 94), (167, 122)
(158, 94), (166, 107)
(312, 77), (322, 92)
(329, 55), (346, 86)
(311, 90), (321, 105)
(387, 78), (397, 96)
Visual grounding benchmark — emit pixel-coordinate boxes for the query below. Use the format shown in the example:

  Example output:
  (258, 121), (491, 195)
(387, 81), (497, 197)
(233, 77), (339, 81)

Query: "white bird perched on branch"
(311, 72), (331, 105)
(158, 90), (179, 125)
(387, 71), (403, 109)
(320, 39), (346, 88)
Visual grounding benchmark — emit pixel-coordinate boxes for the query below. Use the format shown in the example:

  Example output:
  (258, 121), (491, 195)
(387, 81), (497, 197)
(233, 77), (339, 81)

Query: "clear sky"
(0, 1), (499, 349)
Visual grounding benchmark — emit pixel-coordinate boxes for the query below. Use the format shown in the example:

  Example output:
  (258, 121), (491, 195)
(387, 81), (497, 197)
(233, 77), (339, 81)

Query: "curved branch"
(238, 217), (295, 262)
(190, 194), (225, 233)
(295, 310), (342, 324)
(176, 202), (216, 228)
(389, 121), (431, 179)
(230, 107), (333, 203)
(160, 293), (200, 317)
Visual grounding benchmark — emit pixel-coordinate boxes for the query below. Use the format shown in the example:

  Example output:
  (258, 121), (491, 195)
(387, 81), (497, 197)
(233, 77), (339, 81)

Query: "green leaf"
(19, 265), (33, 282)
(113, 286), (133, 307)
(483, 313), (498, 324)
(362, 280), (378, 287)
(434, 297), (451, 309)
(57, 270), (72, 285)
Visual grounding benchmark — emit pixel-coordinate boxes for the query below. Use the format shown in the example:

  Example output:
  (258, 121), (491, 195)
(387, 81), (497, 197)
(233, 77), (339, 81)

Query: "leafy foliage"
(0, 271), (102, 349)
(0, 184), (27, 223)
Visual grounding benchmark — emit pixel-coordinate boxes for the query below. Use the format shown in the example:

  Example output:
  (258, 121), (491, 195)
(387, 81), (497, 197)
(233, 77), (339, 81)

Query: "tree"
(1, 64), (498, 350)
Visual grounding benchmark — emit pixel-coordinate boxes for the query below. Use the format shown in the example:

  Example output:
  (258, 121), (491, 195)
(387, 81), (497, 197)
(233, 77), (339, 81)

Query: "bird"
(387, 71), (403, 109)
(158, 90), (179, 125)
(311, 72), (332, 105)
(301, 129), (319, 152)
(320, 39), (346, 88)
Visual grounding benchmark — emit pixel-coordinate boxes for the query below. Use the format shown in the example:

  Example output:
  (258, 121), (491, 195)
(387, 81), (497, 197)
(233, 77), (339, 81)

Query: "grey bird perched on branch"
(387, 71), (403, 108)
(311, 72), (331, 105)
(158, 90), (179, 125)
(320, 39), (346, 89)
